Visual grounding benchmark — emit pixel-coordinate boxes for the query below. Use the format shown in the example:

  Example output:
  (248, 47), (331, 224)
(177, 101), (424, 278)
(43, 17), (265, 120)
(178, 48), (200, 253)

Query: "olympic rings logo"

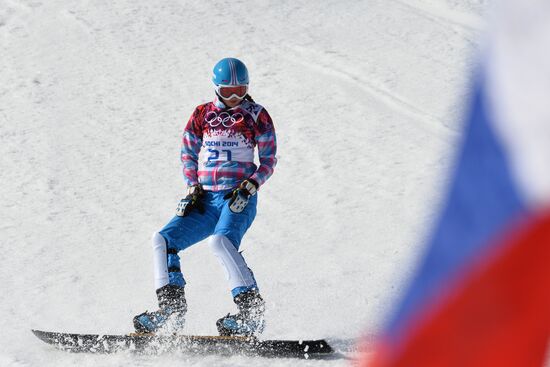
(205, 111), (244, 127)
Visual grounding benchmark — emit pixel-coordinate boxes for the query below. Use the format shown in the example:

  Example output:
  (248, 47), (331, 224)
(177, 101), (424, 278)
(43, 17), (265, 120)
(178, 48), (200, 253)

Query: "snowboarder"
(133, 58), (277, 337)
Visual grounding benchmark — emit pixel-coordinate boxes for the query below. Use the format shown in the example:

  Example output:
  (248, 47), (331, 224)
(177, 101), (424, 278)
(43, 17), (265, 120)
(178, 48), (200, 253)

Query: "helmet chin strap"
(214, 92), (227, 108)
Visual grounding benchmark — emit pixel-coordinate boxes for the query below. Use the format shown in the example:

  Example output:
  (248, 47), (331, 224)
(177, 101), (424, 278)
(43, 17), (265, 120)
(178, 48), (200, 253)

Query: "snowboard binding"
(133, 284), (187, 333)
(217, 290), (265, 337)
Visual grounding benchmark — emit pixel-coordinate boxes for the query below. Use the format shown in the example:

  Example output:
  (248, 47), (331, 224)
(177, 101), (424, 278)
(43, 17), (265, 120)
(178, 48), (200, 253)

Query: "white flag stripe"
(486, 0), (550, 208)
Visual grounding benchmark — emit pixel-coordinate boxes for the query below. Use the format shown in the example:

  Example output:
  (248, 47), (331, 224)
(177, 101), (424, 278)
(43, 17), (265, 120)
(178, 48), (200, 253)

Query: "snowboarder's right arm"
(180, 107), (203, 187)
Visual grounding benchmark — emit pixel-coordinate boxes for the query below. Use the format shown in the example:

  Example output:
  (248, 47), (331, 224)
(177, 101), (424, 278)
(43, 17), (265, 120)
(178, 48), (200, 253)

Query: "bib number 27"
(208, 149), (232, 162)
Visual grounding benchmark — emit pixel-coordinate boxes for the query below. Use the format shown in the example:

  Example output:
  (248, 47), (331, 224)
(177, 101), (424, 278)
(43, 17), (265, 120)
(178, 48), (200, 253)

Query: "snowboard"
(32, 329), (334, 359)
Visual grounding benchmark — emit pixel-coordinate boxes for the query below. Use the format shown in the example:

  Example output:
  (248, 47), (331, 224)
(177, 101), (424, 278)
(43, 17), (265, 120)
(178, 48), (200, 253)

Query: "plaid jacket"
(181, 100), (277, 191)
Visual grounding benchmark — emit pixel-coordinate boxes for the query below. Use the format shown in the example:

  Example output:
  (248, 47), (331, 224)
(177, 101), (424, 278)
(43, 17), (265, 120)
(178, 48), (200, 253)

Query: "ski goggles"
(217, 84), (248, 99)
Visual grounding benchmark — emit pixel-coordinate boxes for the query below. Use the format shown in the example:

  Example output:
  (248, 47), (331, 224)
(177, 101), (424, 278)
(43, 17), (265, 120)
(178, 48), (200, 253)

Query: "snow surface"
(1, 0), (488, 366)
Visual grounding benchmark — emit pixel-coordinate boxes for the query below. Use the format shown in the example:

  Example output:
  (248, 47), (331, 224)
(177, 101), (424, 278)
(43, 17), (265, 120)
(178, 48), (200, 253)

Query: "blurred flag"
(366, 1), (550, 366)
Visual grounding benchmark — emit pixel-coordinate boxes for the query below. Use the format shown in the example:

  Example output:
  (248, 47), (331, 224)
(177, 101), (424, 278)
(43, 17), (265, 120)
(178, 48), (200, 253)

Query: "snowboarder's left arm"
(249, 109), (277, 187)
(180, 107), (203, 187)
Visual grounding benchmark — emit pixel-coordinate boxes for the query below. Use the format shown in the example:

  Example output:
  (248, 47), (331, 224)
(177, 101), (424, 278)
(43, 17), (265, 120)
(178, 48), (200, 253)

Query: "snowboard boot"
(216, 290), (265, 337)
(133, 284), (187, 334)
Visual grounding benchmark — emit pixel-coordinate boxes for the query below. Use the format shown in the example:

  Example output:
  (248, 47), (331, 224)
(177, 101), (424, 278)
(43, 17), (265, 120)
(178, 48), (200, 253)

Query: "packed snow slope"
(0, 0), (488, 366)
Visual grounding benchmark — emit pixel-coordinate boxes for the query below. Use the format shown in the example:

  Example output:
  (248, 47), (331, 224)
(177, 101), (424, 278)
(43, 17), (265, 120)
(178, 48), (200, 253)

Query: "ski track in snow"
(394, 0), (486, 33)
(281, 44), (453, 140)
(0, 0), (513, 366)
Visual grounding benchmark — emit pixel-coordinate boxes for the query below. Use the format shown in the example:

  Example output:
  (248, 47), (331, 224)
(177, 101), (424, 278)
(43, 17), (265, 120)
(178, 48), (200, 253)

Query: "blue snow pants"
(158, 190), (257, 288)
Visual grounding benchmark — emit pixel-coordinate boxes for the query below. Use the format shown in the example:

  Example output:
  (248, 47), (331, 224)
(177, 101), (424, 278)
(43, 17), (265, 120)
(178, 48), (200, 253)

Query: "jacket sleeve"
(250, 108), (277, 187)
(180, 107), (203, 186)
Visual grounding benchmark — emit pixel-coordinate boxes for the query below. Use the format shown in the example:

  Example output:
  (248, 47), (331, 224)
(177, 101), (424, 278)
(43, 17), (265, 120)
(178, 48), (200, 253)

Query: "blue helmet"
(212, 58), (249, 86)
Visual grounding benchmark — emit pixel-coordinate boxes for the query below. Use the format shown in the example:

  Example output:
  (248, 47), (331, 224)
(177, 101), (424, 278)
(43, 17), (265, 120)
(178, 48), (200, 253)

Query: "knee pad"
(208, 234), (257, 292)
(152, 231), (167, 250)
(152, 232), (169, 289)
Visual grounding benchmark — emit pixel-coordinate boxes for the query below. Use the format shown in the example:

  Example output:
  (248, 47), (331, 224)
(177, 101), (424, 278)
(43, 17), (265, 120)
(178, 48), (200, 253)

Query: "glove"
(224, 179), (259, 213)
(176, 185), (205, 217)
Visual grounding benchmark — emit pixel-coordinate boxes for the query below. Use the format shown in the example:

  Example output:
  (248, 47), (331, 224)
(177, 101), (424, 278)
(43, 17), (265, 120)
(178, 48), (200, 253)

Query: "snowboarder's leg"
(151, 231), (179, 289)
(208, 234), (259, 297)
(212, 192), (258, 295)
(134, 197), (219, 333)
(214, 191), (257, 250)
(211, 194), (265, 336)
(156, 198), (219, 288)
(133, 231), (193, 333)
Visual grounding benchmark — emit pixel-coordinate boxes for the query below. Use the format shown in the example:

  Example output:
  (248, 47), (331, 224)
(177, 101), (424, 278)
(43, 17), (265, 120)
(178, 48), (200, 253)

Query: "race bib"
(200, 134), (254, 163)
